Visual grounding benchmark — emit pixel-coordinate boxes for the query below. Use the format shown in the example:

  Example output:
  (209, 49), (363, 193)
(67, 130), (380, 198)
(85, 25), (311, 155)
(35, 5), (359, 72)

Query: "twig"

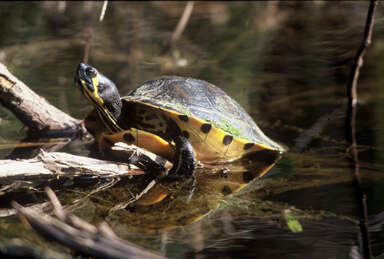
(99, 1), (108, 22)
(345, 1), (378, 258)
(170, 1), (195, 48)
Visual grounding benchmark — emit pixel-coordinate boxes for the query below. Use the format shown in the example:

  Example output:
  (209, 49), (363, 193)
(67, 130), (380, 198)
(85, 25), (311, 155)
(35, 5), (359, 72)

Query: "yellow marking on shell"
(99, 128), (174, 160)
(130, 100), (280, 162)
(162, 109), (274, 162)
(225, 137), (268, 158)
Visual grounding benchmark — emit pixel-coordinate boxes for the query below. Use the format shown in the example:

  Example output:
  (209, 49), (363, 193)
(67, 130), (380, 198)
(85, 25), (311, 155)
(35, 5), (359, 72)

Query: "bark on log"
(0, 143), (170, 178)
(0, 62), (84, 136)
(0, 149), (141, 178)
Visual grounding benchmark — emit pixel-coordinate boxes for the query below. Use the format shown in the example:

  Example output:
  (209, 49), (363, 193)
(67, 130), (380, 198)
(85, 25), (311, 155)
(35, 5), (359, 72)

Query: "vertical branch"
(345, 1), (378, 258)
(99, 1), (108, 22)
(346, 0), (377, 109)
(170, 1), (195, 48)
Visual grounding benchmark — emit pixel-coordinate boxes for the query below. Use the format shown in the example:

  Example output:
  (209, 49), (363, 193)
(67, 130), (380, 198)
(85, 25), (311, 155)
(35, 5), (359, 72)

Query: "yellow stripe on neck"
(79, 78), (122, 133)
(96, 106), (122, 133)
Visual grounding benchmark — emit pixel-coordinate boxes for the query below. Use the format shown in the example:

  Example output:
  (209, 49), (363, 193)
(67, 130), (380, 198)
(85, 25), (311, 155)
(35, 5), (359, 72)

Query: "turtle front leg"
(168, 135), (197, 179)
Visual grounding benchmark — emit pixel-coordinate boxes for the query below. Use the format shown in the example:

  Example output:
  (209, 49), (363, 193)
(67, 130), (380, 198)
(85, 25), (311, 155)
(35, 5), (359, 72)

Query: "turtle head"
(75, 63), (122, 122)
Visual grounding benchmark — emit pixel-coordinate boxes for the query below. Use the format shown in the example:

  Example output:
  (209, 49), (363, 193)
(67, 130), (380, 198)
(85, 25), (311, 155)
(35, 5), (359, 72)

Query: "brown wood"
(0, 148), (144, 178)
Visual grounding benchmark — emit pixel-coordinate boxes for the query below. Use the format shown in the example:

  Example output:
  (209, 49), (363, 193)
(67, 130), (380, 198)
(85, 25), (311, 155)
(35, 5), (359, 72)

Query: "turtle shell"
(114, 76), (284, 162)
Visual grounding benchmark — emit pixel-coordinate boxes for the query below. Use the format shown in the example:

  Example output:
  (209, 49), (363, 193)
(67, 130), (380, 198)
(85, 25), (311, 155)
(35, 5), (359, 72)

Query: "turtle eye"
(85, 67), (97, 77)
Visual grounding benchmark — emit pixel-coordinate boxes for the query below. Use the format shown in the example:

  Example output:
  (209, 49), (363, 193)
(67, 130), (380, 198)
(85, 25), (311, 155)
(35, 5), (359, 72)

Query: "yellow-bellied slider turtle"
(75, 63), (285, 178)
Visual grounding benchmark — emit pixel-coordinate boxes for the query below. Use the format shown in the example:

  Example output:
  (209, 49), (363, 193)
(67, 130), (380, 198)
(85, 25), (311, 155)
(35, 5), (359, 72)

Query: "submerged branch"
(0, 239), (70, 259)
(12, 188), (167, 259)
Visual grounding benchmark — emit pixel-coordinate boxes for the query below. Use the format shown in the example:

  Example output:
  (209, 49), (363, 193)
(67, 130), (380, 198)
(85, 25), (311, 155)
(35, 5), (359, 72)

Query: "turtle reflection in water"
(75, 63), (285, 180)
(93, 150), (283, 233)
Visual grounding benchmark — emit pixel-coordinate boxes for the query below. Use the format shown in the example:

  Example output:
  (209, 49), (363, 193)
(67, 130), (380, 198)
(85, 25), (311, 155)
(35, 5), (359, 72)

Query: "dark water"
(1, 2), (384, 258)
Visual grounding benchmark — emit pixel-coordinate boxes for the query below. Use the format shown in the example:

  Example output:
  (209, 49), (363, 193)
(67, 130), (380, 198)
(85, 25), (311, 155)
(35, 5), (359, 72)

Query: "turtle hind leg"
(167, 135), (197, 179)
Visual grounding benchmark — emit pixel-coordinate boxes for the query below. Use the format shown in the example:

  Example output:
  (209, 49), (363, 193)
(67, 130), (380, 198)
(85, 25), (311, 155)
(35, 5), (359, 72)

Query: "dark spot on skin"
(244, 143), (254, 150)
(221, 185), (232, 195)
(242, 171), (254, 183)
(182, 130), (190, 139)
(178, 115), (188, 122)
(123, 133), (135, 144)
(223, 135), (233, 146)
(200, 123), (212, 134)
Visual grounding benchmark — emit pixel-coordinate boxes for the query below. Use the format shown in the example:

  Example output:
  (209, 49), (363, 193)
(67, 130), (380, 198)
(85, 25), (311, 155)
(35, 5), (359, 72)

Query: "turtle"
(74, 63), (285, 178)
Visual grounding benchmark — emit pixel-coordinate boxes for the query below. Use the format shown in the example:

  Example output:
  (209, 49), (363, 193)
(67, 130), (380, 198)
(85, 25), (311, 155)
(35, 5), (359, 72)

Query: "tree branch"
(345, 1), (378, 258)
(0, 62), (84, 137)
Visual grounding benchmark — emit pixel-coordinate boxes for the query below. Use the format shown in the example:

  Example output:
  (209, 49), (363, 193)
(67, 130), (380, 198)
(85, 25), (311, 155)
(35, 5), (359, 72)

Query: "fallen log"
(0, 142), (172, 178)
(0, 143), (171, 178)
(0, 150), (135, 178)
